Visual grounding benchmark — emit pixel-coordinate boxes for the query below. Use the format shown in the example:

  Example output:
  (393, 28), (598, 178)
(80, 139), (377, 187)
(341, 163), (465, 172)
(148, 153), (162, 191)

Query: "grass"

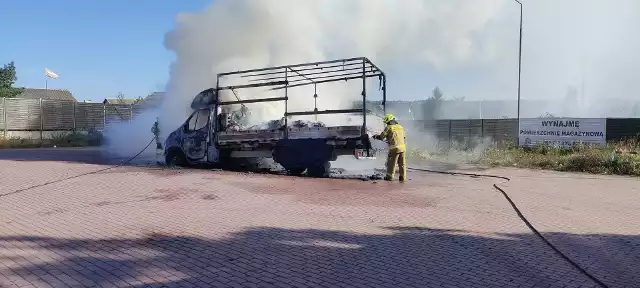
(480, 140), (640, 176)
(0, 129), (104, 149)
(405, 138), (640, 176)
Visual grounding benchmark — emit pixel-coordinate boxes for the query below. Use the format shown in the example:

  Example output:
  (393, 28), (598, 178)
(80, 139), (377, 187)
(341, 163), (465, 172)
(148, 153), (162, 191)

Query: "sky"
(2, 0), (639, 110)
(1, 0), (210, 101)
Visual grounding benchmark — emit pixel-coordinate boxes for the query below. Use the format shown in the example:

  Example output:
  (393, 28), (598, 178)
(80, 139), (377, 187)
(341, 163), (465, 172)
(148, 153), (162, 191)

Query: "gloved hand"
(372, 134), (382, 140)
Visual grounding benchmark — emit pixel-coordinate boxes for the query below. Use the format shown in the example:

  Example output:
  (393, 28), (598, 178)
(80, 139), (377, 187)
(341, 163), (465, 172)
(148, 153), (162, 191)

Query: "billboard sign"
(518, 118), (606, 148)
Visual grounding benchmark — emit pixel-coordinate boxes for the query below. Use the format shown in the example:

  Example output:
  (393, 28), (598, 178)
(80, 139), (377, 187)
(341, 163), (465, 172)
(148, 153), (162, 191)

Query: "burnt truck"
(163, 57), (387, 177)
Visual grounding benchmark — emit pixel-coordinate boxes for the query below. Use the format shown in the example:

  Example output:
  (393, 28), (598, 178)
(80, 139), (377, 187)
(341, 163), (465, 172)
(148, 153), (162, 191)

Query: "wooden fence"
(0, 98), (146, 133)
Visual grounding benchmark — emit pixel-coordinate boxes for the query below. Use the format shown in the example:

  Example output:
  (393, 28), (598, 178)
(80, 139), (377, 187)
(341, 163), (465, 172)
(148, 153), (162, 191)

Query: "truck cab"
(163, 88), (222, 167)
(164, 108), (214, 166)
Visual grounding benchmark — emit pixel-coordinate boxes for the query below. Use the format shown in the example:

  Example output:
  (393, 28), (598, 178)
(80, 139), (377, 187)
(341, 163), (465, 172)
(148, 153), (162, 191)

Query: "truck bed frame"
(213, 57), (387, 176)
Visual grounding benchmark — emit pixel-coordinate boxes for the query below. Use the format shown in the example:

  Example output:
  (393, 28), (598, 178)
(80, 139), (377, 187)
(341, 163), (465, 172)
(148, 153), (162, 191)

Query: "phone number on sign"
(537, 140), (601, 147)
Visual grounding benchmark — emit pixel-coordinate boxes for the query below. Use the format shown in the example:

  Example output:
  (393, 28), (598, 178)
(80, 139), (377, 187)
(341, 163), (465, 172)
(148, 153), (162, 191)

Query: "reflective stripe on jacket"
(379, 122), (406, 152)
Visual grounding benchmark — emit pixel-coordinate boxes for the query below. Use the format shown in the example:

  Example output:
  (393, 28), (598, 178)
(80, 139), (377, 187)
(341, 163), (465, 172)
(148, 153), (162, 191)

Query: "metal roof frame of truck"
(214, 57), (387, 138)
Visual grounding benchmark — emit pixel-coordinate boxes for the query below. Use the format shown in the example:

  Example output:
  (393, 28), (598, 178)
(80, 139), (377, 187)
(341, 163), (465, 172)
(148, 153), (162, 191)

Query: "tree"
(115, 92), (145, 105)
(115, 92), (126, 104)
(564, 87), (578, 104)
(0, 61), (24, 98)
(539, 112), (555, 118)
(134, 96), (144, 104)
(0, 61), (17, 88)
(423, 86), (445, 120)
(431, 86), (444, 101)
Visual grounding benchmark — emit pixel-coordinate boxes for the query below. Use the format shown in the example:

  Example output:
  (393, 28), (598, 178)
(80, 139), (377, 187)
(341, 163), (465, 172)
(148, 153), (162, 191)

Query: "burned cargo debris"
(221, 106), (326, 131)
(225, 118), (327, 131)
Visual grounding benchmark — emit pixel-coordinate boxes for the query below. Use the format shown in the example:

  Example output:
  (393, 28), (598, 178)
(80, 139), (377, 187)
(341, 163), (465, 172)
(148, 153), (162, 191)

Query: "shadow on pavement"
(0, 227), (637, 287)
(0, 147), (135, 165)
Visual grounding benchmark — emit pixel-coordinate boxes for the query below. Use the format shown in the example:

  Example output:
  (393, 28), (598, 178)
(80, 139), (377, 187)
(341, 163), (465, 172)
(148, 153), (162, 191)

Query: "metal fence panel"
(435, 120), (451, 149)
(606, 118), (640, 141)
(5, 98), (41, 130)
(482, 119), (498, 140)
(483, 119), (518, 143)
(497, 119), (518, 140)
(75, 103), (105, 131)
(450, 120), (468, 142)
(42, 100), (74, 130)
(450, 120), (483, 148)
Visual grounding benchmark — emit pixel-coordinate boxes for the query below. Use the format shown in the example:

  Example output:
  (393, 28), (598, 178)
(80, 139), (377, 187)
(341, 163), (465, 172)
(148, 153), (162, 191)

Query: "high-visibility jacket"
(378, 121), (406, 152)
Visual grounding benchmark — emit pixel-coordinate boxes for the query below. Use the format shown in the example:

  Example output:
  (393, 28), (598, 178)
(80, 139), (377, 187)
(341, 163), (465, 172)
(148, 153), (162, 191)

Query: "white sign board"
(518, 118), (606, 148)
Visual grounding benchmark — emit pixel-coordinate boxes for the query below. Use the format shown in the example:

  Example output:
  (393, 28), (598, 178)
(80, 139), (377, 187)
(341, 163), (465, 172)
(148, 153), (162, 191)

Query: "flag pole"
(44, 68), (59, 98)
(45, 69), (48, 98)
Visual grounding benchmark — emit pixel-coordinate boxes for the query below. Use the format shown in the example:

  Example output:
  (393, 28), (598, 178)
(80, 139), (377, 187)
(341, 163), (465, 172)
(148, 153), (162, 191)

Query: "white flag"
(45, 68), (59, 79)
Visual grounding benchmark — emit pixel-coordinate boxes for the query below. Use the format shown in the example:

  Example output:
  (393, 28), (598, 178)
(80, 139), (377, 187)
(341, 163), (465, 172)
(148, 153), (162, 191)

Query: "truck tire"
(166, 149), (187, 168)
(287, 167), (306, 176)
(307, 161), (331, 178)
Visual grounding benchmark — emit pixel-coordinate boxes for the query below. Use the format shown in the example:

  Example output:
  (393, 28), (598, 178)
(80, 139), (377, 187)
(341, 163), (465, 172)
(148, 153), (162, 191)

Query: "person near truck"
(373, 114), (407, 182)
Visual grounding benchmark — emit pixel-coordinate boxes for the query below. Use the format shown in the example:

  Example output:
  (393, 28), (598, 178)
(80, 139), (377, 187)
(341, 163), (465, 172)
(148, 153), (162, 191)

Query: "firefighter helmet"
(383, 113), (395, 124)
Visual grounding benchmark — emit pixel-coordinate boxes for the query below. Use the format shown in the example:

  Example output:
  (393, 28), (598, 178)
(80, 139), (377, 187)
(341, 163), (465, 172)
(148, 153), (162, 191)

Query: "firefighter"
(373, 114), (407, 182)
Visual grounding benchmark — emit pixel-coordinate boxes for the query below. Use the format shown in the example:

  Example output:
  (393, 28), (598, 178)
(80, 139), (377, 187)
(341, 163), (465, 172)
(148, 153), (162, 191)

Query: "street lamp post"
(515, 0), (523, 145)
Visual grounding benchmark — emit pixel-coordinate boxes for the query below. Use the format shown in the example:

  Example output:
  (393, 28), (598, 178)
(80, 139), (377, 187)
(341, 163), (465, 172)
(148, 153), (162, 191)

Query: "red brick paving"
(0, 151), (638, 287)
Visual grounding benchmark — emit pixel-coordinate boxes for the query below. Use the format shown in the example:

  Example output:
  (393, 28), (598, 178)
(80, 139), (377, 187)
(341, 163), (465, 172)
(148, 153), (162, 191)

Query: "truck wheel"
(166, 149), (187, 168)
(307, 161), (331, 178)
(287, 168), (306, 176)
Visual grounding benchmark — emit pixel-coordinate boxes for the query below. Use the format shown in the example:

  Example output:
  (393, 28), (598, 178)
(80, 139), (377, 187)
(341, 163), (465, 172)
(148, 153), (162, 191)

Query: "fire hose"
(364, 112), (605, 286)
(0, 136), (158, 198)
(0, 135), (610, 287)
(405, 167), (608, 288)
(363, 114), (607, 286)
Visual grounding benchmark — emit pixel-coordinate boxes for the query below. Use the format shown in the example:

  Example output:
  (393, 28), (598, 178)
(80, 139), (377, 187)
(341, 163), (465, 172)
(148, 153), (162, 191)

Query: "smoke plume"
(102, 0), (640, 165)
(103, 0), (509, 159)
(159, 0), (506, 137)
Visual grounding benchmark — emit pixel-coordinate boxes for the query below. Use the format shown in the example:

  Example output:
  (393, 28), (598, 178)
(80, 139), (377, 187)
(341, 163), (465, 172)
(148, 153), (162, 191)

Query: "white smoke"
(101, 108), (160, 160)
(159, 0), (507, 137)
(101, 0), (640, 161)
(104, 0), (509, 157)
(455, 0), (640, 118)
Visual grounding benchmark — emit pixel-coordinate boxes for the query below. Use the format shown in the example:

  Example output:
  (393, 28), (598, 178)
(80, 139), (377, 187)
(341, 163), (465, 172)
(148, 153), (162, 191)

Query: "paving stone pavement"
(0, 149), (638, 287)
